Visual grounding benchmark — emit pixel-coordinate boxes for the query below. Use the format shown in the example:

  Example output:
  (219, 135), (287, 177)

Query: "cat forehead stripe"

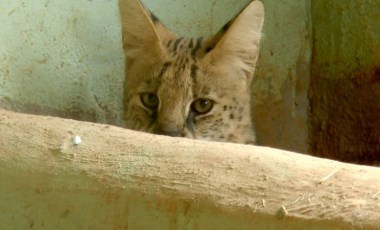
(158, 62), (171, 78)
(191, 37), (203, 59)
(190, 64), (198, 78)
(188, 39), (194, 49)
(173, 37), (184, 52)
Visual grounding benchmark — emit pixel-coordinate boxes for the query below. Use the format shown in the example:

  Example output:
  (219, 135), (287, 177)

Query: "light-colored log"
(0, 109), (379, 229)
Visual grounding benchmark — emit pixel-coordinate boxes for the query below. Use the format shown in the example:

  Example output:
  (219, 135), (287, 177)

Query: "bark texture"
(0, 110), (379, 229)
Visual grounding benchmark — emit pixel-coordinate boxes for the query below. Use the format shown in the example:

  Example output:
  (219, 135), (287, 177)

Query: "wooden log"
(0, 109), (379, 229)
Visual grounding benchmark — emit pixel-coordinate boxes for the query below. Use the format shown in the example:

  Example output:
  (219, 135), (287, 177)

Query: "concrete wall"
(252, 0), (311, 153)
(310, 0), (380, 164)
(0, 0), (311, 153)
(0, 0), (125, 125)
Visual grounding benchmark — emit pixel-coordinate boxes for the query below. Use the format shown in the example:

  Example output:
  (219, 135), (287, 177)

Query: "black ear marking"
(150, 11), (159, 23)
(205, 45), (215, 53)
(201, 20), (232, 56)
(222, 20), (232, 32)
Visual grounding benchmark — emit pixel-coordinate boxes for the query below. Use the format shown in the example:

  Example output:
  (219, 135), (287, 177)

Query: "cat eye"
(191, 99), (214, 115)
(140, 93), (159, 109)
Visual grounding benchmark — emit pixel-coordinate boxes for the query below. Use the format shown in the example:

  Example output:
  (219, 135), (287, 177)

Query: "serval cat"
(119, 0), (264, 144)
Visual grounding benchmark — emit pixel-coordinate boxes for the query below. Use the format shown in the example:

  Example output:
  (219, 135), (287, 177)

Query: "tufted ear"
(119, 0), (170, 66)
(203, 1), (264, 82)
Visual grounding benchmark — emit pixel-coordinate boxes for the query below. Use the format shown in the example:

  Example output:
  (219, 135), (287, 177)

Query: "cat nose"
(154, 127), (181, 137)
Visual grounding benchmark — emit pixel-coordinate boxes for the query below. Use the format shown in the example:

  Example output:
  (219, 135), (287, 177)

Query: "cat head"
(119, 0), (264, 144)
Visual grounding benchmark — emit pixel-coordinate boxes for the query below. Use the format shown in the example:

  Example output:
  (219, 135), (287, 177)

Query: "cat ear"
(119, 0), (170, 64)
(204, 1), (264, 81)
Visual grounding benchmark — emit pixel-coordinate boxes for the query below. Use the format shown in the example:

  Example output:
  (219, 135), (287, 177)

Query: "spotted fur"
(119, 0), (264, 144)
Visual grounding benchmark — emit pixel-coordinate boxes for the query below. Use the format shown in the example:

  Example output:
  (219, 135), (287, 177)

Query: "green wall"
(0, 0), (125, 124)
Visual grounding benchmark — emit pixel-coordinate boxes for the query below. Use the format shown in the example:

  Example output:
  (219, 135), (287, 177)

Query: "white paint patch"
(72, 135), (82, 145)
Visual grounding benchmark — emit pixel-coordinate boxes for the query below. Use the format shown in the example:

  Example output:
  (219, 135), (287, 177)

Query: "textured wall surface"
(0, 0), (125, 125)
(0, 0), (311, 153)
(252, 0), (311, 153)
(310, 0), (380, 164)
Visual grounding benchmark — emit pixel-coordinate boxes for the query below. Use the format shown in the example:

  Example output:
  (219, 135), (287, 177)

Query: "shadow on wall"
(309, 1), (380, 165)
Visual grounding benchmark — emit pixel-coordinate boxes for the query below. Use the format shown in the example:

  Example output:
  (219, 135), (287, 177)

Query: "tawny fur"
(119, 0), (264, 144)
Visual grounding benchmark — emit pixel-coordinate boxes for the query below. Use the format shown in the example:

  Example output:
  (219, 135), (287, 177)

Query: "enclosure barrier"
(0, 110), (379, 229)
